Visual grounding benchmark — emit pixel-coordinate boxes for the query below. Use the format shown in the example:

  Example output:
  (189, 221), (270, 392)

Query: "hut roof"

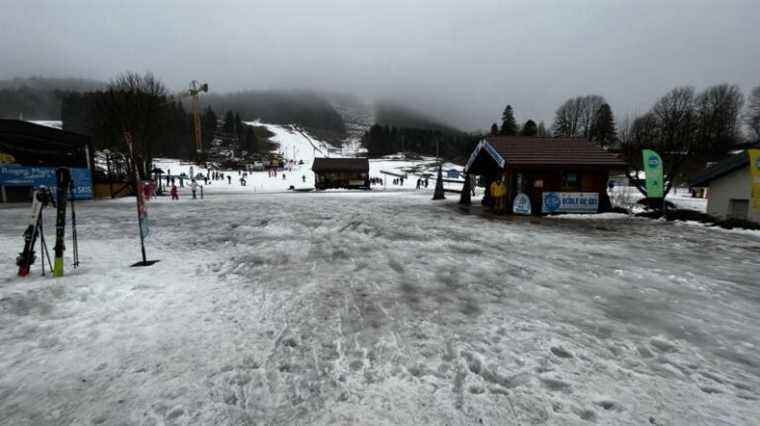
(690, 151), (749, 187)
(312, 157), (369, 173)
(0, 119), (91, 168)
(486, 136), (627, 168)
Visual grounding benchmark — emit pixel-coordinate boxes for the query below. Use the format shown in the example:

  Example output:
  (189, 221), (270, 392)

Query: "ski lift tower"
(186, 80), (209, 163)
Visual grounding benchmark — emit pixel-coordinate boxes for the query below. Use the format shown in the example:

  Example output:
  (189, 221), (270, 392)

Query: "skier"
(170, 184), (179, 200)
(282, 173), (286, 180)
(302, 175), (306, 183)
(191, 179), (198, 199)
(416, 179), (421, 190)
(179, 176), (184, 188)
(227, 175), (231, 184)
(204, 175), (209, 185)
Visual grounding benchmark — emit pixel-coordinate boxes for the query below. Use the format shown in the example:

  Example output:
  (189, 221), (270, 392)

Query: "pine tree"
(537, 121), (547, 137)
(202, 107), (217, 151)
(223, 110), (235, 133)
(500, 105), (518, 136)
(590, 103), (617, 148)
(521, 119), (537, 136)
(243, 125), (258, 154)
(490, 123), (499, 136)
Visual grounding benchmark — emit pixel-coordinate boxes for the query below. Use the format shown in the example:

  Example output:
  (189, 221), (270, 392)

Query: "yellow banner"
(750, 149), (760, 212)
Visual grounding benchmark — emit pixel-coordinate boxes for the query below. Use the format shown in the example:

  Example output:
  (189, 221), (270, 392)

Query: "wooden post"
(433, 164), (446, 200)
(459, 174), (471, 205)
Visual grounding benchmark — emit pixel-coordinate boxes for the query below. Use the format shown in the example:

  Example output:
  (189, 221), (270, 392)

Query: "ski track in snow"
(1, 191), (759, 425)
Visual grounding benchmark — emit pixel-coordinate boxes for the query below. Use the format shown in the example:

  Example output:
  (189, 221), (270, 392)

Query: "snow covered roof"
(486, 136), (627, 168)
(690, 151), (749, 187)
(312, 157), (369, 173)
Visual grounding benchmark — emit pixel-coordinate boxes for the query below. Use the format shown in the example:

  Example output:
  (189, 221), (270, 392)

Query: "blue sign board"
(0, 165), (93, 199)
(446, 169), (461, 179)
(542, 192), (598, 213)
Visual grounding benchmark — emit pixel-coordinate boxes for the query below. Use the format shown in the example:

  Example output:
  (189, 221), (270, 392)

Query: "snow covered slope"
(154, 122), (466, 195)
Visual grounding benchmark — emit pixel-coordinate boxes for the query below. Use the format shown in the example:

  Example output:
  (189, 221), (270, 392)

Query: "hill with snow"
(153, 121), (466, 195)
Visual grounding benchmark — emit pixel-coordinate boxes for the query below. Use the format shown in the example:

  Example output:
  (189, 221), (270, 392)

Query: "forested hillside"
(0, 77), (103, 119)
(198, 90), (346, 137)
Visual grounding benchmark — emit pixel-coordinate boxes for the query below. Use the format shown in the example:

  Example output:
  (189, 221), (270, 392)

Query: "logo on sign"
(647, 155), (659, 169)
(513, 193), (532, 215)
(544, 192), (561, 212)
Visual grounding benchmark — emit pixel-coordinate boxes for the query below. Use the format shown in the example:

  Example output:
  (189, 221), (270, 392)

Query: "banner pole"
(124, 131), (158, 267)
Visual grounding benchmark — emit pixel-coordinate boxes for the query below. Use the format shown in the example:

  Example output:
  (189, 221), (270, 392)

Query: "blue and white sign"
(512, 192), (532, 215)
(542, 192), (599, 213)
(0, 165), (93, 199)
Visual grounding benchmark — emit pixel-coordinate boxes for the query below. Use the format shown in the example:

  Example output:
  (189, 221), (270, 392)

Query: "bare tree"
(552, 97), (584, 137)
(695, 83), (744, 155)
(619, 87), (697, 197)
(552, 94), (607, 138)
(579, 95), (606, 139)
(746, 85), (760, 142)
(91, 72), (169, 177)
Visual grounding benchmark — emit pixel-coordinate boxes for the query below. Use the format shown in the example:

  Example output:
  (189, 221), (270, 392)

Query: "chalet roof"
(0, 119), (92, 168)
(312, 157), (369, 173)
(487, 136), (627, 168)
(690, 151), (749, 187)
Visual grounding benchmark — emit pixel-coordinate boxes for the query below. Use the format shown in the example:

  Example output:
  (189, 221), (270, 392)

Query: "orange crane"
(186, 80), (208, 158)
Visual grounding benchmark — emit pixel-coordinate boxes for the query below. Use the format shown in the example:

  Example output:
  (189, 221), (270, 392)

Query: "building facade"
(312, 158), (370, 190)
(691, 150), (760, 223)
(464, 137), (626, 214)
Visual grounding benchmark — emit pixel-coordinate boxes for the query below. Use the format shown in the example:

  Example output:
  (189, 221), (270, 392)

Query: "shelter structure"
(464, 136), (626, 214)
(690, 150), (760, 223)
(312, 157), (370, 190)
(0, 120), (94, 202)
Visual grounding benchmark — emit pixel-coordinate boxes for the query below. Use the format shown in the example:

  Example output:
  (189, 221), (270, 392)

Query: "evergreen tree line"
(361, 124), (480, 160)
(489, 105), (550, 139)
(218, 110), (277, 156)
(199, 90), (346, 136)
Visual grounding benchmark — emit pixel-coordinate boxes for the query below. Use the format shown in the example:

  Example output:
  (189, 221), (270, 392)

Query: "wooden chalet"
(464, 136), (626, 214)
(312, 157), (370, 190)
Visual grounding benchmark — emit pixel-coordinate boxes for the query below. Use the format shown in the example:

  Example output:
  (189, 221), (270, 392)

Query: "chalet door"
(729, 199), (749, 220)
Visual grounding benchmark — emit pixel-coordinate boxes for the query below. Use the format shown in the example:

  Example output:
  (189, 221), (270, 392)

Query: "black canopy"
(0, 120), (92, 168)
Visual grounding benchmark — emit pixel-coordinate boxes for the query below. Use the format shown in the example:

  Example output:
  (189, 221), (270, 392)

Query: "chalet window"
(562, 172), (580, 190)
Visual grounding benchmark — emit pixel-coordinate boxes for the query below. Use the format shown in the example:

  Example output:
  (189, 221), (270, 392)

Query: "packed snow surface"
(1, 191), (759, 425)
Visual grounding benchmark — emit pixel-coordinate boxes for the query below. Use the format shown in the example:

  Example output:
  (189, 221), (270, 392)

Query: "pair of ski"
(17, 168), (78, 277)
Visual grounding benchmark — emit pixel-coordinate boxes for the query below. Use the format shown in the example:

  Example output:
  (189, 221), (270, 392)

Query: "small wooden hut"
(312, 158), (370, 190)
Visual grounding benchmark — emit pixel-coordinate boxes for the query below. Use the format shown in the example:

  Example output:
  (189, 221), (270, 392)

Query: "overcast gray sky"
(2, 0), (760, 130)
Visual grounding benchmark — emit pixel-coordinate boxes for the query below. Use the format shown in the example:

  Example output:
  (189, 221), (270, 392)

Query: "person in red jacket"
(170, 184), (179, 200)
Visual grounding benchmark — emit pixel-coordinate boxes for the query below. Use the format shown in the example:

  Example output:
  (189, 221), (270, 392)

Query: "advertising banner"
(749, 149), (760, 212)
(0, 165), (93, 199)
(542, 192), (599, 213)
(642, 149), (664, 198)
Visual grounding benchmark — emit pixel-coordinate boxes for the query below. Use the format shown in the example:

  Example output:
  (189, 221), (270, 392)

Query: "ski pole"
(70, 181), (79, 268)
